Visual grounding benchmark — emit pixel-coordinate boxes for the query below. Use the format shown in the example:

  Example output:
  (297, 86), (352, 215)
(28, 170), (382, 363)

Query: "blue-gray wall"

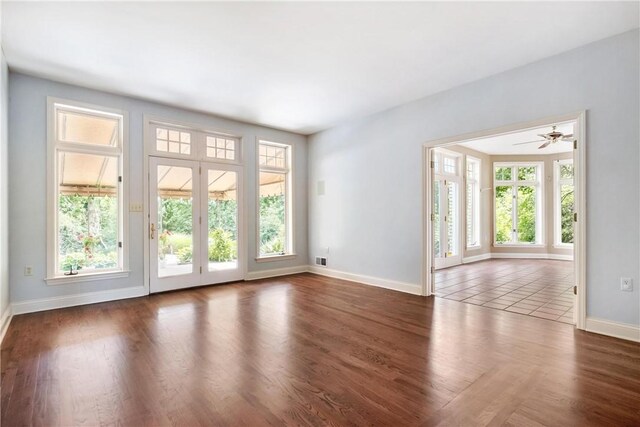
(308, 30), (640, 326)
(9, 74), (308, 303)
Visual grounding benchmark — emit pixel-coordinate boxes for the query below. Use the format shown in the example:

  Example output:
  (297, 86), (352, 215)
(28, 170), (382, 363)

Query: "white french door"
(432, 150), (462, 270)
(149, 157), (243, 293)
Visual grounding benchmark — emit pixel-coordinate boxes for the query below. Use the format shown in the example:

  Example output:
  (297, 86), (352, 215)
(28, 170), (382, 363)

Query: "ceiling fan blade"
(561, 134), (574, 141)
(538, 133), (552, 140)
(513, 139), (545, 146)
(538, 141), (551, 149)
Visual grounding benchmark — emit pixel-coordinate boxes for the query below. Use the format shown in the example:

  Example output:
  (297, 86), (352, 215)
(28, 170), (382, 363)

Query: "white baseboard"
(462, 253), (573, 264)
(585, 317), (640, 342)
(490, 253), (573, 261)
(245, 265), (309, 281)
(308, 265), (422, 295)
(0, 305), (13, 344)
(11, 286), (148, 315)
(462, 253), (492, 263)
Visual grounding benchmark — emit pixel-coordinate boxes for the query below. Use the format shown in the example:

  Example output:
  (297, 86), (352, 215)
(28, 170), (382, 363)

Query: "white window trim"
(493, 161), (544, 246)
(46, 97), (129, 284)
(255, 138), (295, 261)
(554, 158), (574, 248)
(465, 156), (481, 250)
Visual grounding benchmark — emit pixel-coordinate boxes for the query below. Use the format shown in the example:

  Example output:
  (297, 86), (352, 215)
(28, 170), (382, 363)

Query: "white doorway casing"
(422, 111), (587, 330)
(143, 115), (247, 295)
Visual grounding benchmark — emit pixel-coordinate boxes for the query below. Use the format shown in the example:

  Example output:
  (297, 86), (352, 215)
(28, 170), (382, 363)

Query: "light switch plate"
(130, 203), (143, 212)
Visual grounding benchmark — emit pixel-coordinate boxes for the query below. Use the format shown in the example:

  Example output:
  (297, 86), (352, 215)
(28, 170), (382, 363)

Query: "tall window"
(47, 99), (126, 280)
(258, 140), (292, 258)
(554, 159), (574, 246)
(466, 157), (481, 248)
(494, 163), (543, 245)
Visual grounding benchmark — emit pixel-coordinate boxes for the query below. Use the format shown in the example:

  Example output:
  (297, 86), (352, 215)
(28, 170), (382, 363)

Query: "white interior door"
(150, 157), (244, 293)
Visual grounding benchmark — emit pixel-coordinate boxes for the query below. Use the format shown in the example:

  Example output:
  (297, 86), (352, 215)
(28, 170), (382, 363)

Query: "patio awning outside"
(59, 155), (285, 200)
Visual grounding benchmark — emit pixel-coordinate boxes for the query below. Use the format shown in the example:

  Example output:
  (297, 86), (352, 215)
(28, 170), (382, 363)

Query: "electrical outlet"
(130, 203), (143, 212)
(620, 277), (633, 292)
(24, 265), (33, 276)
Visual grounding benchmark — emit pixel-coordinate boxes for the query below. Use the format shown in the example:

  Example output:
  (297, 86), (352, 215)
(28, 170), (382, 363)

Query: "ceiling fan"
(512, 125), (574, 149)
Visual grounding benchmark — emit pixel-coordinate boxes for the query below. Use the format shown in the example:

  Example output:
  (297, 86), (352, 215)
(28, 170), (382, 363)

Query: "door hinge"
(573, 285), (577, 295)
(118, 176), (122, 183)
(200, 266), (202, 274)
(573, 212), (578, 222)
(118, 241), (123, 248)
(199, 216), (202, 225)
(430, 213), (435, 221)
(430, 161), (435, 169)
(430, 266), (435, 274)
(199, 166), (202, 174)
(573, 140), (577, 150)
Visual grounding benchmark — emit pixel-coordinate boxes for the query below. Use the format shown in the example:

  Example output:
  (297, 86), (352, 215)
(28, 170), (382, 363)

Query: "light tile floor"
(435, 259), (574, 323)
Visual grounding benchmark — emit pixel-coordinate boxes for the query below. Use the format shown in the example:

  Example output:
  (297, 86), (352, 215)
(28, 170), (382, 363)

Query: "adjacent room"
(0, 2), (638, 426)
(431, 122), (576, 323)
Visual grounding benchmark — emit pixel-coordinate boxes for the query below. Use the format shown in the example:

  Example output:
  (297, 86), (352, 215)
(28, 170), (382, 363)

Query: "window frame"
(255, 138), (295, 262)
(46, 97), (129, 284)
(492, 161), (544, 247)
(465, 156), (481, 250)
(554, 158), (574, 248)
(147, 120), (243, 164)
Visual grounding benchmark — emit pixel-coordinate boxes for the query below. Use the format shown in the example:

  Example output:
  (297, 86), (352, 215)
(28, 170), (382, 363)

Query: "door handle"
(150, 223), (156, 239)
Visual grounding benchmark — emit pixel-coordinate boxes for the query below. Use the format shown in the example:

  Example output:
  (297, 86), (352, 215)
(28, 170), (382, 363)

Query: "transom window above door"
(148, 120), (241, 163)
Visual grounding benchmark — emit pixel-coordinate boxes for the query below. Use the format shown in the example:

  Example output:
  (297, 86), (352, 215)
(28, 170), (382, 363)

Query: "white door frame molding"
(421, 111), (587, 330)
(143, 114), (247, 295)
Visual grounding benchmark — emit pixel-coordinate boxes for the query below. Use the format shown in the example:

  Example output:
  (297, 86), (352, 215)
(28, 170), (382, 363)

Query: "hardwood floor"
(435, 260), (575, 323)
(2, 273), (639, 426)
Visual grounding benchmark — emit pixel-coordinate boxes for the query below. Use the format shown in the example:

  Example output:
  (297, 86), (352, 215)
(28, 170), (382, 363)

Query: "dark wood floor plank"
(2, 273), (639, 426)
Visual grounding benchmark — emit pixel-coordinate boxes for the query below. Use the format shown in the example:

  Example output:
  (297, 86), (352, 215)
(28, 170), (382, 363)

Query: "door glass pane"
(157, 165), (193, 277)
(560, 184), (574, 244)
(57, 152), (119, 273)
(433, 180), (441, 258)
(495, 185), (513, 243)
(446, 182), (458, 256)
(259, 171), (286, 256)
(517, 186), (536, 243)
(208, 170), (238, 271)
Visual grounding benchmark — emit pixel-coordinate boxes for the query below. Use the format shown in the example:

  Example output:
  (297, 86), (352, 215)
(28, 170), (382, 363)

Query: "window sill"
(466, 245), (482, 251)
(553, 244), (574, 249)
(255, 254), (297, 263)
(45, 270), (130, 286)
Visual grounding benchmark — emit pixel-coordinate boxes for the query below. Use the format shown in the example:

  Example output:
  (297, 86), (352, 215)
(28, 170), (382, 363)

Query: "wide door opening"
(424, 116), (584, 327)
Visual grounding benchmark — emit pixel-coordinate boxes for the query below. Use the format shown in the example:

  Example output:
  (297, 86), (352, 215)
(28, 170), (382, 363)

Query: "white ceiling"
(3, 2), (638, 135)
(458, 122), (575, 155)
